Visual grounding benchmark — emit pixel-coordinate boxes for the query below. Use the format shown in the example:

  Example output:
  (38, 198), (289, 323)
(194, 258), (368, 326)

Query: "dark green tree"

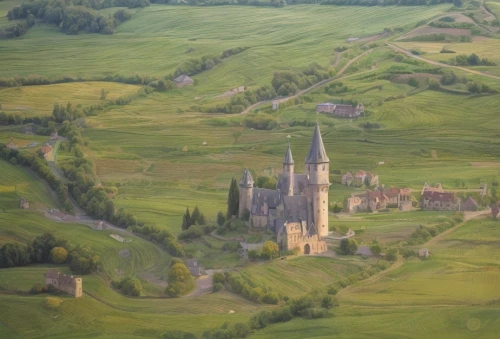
(216, 211), (226, 226)
(190, 206), (201, 225)
(227, 178), (239, 218)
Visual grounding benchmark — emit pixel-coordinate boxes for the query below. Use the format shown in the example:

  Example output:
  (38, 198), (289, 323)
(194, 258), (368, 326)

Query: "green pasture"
(0, 82), (141, 116)
(0, 4), (451, 83)
(238, 256), (370, 297)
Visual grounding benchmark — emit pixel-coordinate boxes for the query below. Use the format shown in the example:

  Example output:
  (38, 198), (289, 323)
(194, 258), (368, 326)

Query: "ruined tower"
(305, 122), (330, 238)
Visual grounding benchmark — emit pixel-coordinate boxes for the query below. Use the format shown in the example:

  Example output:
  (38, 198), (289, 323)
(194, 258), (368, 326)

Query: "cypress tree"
(199, 213), (206, 225)
(227, 178), (240, 219)
(216, 211), (226, 226)
(191, 206), (201, 225)
(181, 208), (191, 230)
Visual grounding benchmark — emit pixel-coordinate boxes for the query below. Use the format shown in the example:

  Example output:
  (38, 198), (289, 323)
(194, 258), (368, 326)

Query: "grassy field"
(0, 82), (141, 116)
(2, 2), (500, 338)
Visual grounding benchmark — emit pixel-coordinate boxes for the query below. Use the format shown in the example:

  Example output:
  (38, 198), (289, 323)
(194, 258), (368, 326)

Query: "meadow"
(1, 2), (500, 338)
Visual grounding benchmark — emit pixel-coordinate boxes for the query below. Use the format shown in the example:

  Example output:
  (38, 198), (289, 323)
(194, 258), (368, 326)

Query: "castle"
(238, 123), (330, 255)
(45, 270), (83, 298)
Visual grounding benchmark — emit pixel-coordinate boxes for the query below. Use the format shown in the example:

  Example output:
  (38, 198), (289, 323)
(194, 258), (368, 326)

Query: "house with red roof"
(421, 190), (460, 211)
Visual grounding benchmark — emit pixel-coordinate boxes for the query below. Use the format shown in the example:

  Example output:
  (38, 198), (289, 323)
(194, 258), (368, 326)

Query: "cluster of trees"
(0, 74), (161, 88)
(151, 0), (285, 7)
(0, 112), (48, 126)
(243, 113), (278, 130)
(408, 213), (463, 245)
(178, 224), (216, 241)
(324, 81), (349, 95)
(0, 20), (33, 39)
(466, 81), (498, 94)
(52, 102), (88, 123)
(7, 0), (140, 36)
(181, 206), (207, 231)
(0, 232), (99, 274)
(130, 224), (185, 257)
(213, 271), (280, 304)
(339, 238), (358, 255)
(165, 258), (195, 297)
(455, 53), (497, 67)
(359, 121), (381, 129)
(111, 276), (143, 296)
(271, 64), (330, 97)
(255, 175), (277, 190)
(173, 47), (248, 78)
(247, 240), (280, 261)
(404, 33), (471, 42)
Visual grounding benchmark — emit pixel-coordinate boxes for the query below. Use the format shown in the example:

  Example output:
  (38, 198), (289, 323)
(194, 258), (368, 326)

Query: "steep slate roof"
(283, 195), (309, 224)
(293, 174), (308, 195)
(251, 188), (280, 216)
(305, 123), (329, 164)
(45, 270), (59, 279)
(59, 275), (78, 287)
(283, 143), (294, 164)
(239, 169), (254, 187)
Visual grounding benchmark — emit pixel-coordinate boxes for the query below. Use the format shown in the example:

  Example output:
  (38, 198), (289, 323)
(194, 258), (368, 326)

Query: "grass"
(0, 82), (141, 116)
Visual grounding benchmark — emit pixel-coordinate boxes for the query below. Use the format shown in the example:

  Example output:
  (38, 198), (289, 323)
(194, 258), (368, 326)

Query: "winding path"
(387, 43), (500, 81)
(238, 49), (375, 115)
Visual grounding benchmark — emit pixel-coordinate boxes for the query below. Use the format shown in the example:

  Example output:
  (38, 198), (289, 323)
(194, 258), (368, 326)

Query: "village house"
(239, 123), (330, 255)
(44, 270), (83, 298)
(461, 197), (479, 211)
(24, 126), (33, 135)
(421, 190), (460, 211)
(344, 187), (412, 213)
(185, 259), (205, 277)
(342, 170), (378, 187)
(50, 130), (58, 140)
(38, 143), (52, 158)
(316, 103), (364, 118)
(173, 75), (194, 88)
(19, 197), (29, 209)
(418, 248), (430, 258)
(272, 101), (280, 110)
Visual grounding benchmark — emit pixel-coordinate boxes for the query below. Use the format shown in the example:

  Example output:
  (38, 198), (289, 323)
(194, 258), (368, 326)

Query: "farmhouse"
(185, 259), (206, 277)
(19, 197), (29, 209)
(344, 187), (412, 213)
(24, 126), (33, 135)
(44, 270), (83, 298)
(173, 75), (194, 88)
(50, 130), (59, 140)
(38, 143), (52, 158)
(239, 123), (330, 255)
(316, 103), (364, 118)
(418, 248), (430, 258)
(421, 190), (460, 211)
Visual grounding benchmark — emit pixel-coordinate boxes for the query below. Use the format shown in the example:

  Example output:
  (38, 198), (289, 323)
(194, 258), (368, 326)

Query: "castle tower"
(282, 143), (294, 196)
(305, 122), (330, 238)
(239, 169), (254, 216)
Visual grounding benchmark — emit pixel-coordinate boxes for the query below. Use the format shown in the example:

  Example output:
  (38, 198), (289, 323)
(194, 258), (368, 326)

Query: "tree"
(248, 249), (260, 261)
(165, 262), (195, 297)
(339, 238), (358, 255)
(321, 295), (338, 309)
(27, 14), (35, 28)
(190, 206), (201, 225)
(386, 248), (399, 262)
(50, 247), (68, 264)
(100, 88), (108, 100)
(216, 211), (226, 226)
(181, 207), (191, 231)
(232, 129), (242, 144)
(369, 242), (381, 255)
(227, 178), (239, 219)
(261, 241), (279, 260)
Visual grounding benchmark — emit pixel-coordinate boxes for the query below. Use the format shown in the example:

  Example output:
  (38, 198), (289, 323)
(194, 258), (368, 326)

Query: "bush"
(165, 262), (195, 297)
(339, 238), (357, 255)
(50, 247), (68, 264)
(112, 277), (142, 296)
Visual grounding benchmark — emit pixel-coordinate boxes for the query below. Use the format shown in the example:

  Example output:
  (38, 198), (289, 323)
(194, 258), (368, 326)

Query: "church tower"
(305, 123), (330, 238)
(282, 143), (294, 196)
(239, 169), (254, 216)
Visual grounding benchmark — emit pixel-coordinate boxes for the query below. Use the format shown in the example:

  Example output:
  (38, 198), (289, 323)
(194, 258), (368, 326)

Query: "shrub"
(50, 247), (68, 264)
(339, 238), (358, 255)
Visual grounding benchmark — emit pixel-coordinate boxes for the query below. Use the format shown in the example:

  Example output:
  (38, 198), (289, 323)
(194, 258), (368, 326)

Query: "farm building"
(461, 197), (478, 211)
(272, 101), (279, 110)
(50, 130), (59, 140)
(341, 172), (353, 186)
(38, 144), (52, 158)
(24, 126), (33, 135)
(19, 197), (29, 209)
(316, 103), (364, 118)
(185, 259), (205, 277)
(173, 75), (194, 88)
(45, 270), (83, 298)
(418, 248), (430, 258)
(344, 187), (412, 213)
(421, 190), (460, 211)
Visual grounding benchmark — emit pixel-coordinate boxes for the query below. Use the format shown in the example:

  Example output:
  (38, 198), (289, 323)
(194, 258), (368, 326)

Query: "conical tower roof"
(239, 168), (254, 187)
(283, 143), (294, 164)
(305, 122), (329, 164)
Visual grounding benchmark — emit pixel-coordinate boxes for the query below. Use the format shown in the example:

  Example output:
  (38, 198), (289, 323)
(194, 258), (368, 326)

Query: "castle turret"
(305, 122), (330, 238)
(281, 143), (294, 196)
(239, 169), (254, 216)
